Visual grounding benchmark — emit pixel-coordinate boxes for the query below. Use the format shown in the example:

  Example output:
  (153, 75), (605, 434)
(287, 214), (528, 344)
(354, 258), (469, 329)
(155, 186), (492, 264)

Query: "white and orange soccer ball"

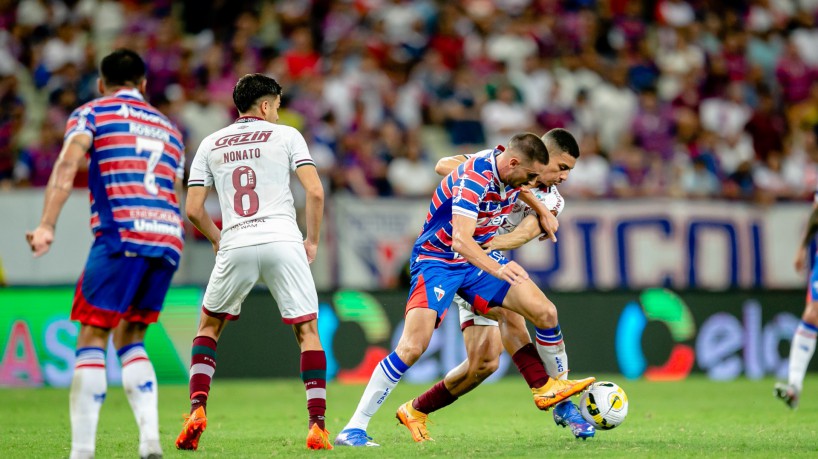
(578, 381), (629, 430)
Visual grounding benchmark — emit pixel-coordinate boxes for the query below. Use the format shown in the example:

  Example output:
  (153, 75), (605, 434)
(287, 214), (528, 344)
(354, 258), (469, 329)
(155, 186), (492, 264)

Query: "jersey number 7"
(136, 136), (165, 196)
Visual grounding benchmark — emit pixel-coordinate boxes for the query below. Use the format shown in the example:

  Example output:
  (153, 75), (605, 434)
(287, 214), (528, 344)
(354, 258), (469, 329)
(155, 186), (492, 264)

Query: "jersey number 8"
(232, 166), (259, 217)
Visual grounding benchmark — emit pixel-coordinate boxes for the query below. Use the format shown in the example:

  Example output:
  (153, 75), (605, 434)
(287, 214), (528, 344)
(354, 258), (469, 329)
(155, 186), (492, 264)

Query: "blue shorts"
(406, 251), (511, 328)
(71, 239), (178, 328)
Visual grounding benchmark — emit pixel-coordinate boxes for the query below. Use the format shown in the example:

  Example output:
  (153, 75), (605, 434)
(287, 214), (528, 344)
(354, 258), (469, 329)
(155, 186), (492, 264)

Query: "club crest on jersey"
(434, 286), (446, 301)
(213, 130), (272, 150)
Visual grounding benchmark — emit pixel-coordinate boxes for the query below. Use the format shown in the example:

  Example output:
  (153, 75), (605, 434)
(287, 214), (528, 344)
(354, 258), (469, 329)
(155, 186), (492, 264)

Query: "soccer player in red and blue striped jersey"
(398, 129), (596, 442)
(26, 49), (184, 459)
(775, 181), (818, 409)
(336, 133), (595, 447)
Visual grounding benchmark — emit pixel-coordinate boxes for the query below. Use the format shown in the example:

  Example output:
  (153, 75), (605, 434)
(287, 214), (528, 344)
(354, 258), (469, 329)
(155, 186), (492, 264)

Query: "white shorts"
(202, 241), (318, 324)
(456, 294), (498, 330)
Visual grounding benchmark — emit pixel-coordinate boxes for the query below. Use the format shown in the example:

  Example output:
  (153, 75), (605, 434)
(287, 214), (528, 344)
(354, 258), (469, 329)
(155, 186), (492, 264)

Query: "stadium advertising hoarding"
(210, 289), (814, 382)
(1, 193), (809, 291)
(2, 288), (811, 386)
(0, 287), (201, 387)
(334, 197), (808, 291)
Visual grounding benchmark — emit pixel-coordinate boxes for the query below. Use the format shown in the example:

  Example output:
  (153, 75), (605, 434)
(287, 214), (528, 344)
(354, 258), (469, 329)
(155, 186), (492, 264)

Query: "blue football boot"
(334, 428), (380, 447)
(553, 400), (595, 439)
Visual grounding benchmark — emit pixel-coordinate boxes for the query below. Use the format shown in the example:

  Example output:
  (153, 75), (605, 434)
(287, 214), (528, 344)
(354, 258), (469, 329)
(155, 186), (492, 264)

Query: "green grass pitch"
(3, 375), (817, 458)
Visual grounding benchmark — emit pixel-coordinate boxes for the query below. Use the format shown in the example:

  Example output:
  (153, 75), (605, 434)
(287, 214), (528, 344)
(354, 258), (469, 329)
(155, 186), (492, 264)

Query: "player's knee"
(469, 356), (500, 382)
(112, 322), (148, 349)
(396, 341), (426, 366)
(293, 319), (322, 349)
(530, 300), (558, 329)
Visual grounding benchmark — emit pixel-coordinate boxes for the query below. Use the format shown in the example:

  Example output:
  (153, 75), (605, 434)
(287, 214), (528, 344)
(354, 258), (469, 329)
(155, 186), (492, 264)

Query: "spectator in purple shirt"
(776, 40), (816, 105)
(610, 144), (664, 198)
(144, 17), (184, 101)
(631, 87), (676, 160)
(745, 84), (785, 163)
(13, 122), (62, 187)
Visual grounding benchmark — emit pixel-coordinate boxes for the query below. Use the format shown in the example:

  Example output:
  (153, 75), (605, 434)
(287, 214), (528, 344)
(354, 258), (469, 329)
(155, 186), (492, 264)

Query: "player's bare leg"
(293, 319), (333, 450)
(446, 326), (503, 394)
(776, 299), (818, 409)
(397, 324), (503, 442)
(337, 308), (437, 446)
(113, 321), (162, 458)
(176, 313), (226, 451)
(394, 308), (438, 365)
(70, 325), (112, 459)
(501, 280), (594, 410)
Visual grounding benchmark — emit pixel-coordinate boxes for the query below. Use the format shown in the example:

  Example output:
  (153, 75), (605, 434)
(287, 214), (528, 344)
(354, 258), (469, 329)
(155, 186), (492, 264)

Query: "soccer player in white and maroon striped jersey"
(26, 49), (185, 459)
(177, 74), (331, 451)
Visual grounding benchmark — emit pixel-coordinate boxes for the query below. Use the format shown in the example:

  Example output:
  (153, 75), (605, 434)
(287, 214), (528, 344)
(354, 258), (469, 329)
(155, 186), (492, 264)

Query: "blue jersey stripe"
(413, 150), (519, 263)
(68, 92), (185, 262)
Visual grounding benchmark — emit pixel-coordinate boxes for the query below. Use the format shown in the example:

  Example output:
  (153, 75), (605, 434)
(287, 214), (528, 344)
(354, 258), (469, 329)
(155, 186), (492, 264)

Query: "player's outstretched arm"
(518, 189), (558, 242)
(452, 214), (528, 285)
(26, 133), (91, 257)
(484, 214), (542, 252)
(795, 203), (818, 272)
(295, 164), (324, 264)
(434, 154), (469, 176)
(186, 186), (221, 253)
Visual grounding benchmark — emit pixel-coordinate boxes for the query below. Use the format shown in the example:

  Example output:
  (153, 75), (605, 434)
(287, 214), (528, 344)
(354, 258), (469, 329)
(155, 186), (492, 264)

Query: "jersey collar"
(236, 115), (264, 123)
(490, 145), (507, 200)
(113, 88), (144, 100)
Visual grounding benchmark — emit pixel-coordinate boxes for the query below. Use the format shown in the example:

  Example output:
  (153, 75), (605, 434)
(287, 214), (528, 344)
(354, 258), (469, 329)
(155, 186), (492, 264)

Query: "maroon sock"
(190, 335), (218, 414)
(512, 343), (550, 388)
(412, 380), (458, 414)
(301, 350), (327, 430)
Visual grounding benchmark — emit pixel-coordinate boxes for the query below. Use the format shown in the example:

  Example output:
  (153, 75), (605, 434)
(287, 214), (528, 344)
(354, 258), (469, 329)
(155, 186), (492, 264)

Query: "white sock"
(344, 351), (409, 431)
(117, 343), (160, 454)
(535, 325), (567, 380)
(70, 347), (107, 458)
(788, 321), (817, 392)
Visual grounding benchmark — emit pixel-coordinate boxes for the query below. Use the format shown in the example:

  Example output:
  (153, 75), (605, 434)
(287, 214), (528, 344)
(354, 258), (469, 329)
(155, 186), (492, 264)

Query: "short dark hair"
(508, 132), (549, 164)
(99, 49), (146, 87)
(233, 73), (283, 113)
(542, 128), (580, 158)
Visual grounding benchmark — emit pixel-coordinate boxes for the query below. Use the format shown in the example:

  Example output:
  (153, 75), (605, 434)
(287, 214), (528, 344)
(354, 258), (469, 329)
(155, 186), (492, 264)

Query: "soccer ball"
(578, 381), (628, 430)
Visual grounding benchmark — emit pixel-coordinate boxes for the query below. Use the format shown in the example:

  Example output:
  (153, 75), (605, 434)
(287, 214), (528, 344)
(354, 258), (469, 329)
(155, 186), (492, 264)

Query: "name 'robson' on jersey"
(65, 88), (185, 264)
(187, 117), (316, 251)
(413, 148), (521, 264)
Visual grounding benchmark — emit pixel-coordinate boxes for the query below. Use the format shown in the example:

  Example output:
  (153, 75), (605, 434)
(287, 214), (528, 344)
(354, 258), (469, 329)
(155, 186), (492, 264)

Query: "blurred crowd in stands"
(2, 0), (818, 203)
